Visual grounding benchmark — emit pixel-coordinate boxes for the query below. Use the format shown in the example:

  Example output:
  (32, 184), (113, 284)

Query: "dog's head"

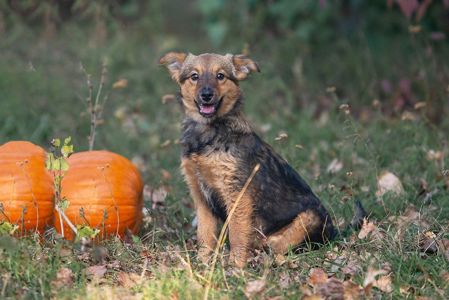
(160, 52), (259, 122)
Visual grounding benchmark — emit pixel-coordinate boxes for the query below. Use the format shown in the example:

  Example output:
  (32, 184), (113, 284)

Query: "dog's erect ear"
(159, 52), (188, 82)
(231, 54), (260, 80)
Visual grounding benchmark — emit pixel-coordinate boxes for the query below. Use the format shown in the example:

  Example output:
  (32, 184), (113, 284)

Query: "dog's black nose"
(200, 87), (214, 102)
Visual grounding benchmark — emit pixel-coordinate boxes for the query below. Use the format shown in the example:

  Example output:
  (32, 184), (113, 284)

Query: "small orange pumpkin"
(0, 141), (54, 234)
(54, 151), (144, 240)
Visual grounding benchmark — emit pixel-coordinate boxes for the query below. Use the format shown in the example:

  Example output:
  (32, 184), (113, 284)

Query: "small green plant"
(46, 137), (76, 238)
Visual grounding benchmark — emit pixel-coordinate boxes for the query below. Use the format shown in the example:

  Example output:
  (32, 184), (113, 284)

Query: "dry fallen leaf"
(274, 132), (288, 141)
(419, 231), (439, 254)
(308, 268), (328, 287)
(307, 267), (364, 300)
(376, 171), (404, 197)
(151, 186), (168, 209)
(440, 271), (449, 283)
(244, 279), (266, 298)
(275, 254), (286, 266)
(390, 205), (430, 241)
(342, 257), (362, 277)
(326, 159), (343, 174)
(426, 150), (443, 162)
(161, 169), (172, 181)
(52, 267), (74, 289)
(279, 271), (291, 289)
(316, 277), (345, 300)
(373, 274), (393, 293)
(161, 94), (176, 104)
(112, 78), (128, 89)
(343, 280), (364, 300)
(401, 111), (417, 121)
(85, 265), (107, 279)
(414, 101), (426, 110)
(363, 266), (388, 294)
(144, 185), (168, 209)
(358, 218), (379, 240)
(339, 103), (350, 115)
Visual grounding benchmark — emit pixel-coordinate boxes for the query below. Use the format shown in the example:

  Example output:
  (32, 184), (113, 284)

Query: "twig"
(203, 163), (260, 300)
(55, 205), (77, 235)
(81, 58), (108, 151)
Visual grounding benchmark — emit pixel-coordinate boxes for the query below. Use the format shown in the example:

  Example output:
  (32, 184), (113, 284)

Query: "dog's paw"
(266, 235), (288, 254)
(229, 249), (248, 268)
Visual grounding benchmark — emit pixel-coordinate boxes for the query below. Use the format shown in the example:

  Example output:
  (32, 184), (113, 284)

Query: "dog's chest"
(189, 151), (239, 197)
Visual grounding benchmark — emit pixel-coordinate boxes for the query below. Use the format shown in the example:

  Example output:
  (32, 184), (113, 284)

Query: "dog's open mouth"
(197, 98), (222, 118)
(199, 104), (216, 115)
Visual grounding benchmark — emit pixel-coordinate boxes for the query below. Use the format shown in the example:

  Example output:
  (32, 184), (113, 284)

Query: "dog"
(160, 52), (335, 267)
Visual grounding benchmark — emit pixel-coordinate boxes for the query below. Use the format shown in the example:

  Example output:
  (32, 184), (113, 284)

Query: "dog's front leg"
(196, 200), (218, 262)
(226, 194), (253, 268)
(181, 158), (218, 263)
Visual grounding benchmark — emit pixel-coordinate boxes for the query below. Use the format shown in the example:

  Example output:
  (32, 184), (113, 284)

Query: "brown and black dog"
(160, 52), (335, 267)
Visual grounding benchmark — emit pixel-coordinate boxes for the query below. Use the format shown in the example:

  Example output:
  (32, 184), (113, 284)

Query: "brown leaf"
(326, 159), (343, 174)
(440, 271), (449, 283)
(117, 272), (141, 288)
(308, 268), (329, 287)
(274, 132), (288, 141)
(343, 280), (363, 300)
(426, 150), (443, 161)
(376, 171), (404, 197)
(244, 279), (266, 298)
(279, 271), (291, 289)
(363, 267), (388, 293)
(144, 185), (168, 209)
(358, 219), (378, 240)
(316, 277), (345, 300)
(52, 267), (74, 289)
(342, 258), (362, 277)
(419, 231), (438, 254)
(85, 265), (107, 279)
(401, 111), (417, 121)
(373, 275), (393, 293)
(275, 254), (286, 266)
(161, 94), (176, 104)
(414, 101), (426, 110)
(161, 169), (172, 181)
(112, 78), (128, 89)
(390, 205), (429, 237)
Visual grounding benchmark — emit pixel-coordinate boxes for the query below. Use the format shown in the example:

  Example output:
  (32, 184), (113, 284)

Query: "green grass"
(1, 11), (449, 300)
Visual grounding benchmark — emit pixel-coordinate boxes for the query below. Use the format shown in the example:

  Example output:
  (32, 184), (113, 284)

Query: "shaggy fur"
(160, 52), (335, 267)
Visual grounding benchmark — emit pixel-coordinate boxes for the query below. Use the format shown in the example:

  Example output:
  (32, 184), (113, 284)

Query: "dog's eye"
(191, 73), (199, 81)
(216, 73), (225, 81)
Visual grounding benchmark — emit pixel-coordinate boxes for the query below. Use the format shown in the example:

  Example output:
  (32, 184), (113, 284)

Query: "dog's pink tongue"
(200, 105), (215, 114)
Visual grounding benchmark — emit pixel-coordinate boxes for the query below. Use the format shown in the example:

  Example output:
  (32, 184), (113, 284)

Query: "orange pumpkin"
(54, 151), (144, 240)
(0, 141), (54, 234)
